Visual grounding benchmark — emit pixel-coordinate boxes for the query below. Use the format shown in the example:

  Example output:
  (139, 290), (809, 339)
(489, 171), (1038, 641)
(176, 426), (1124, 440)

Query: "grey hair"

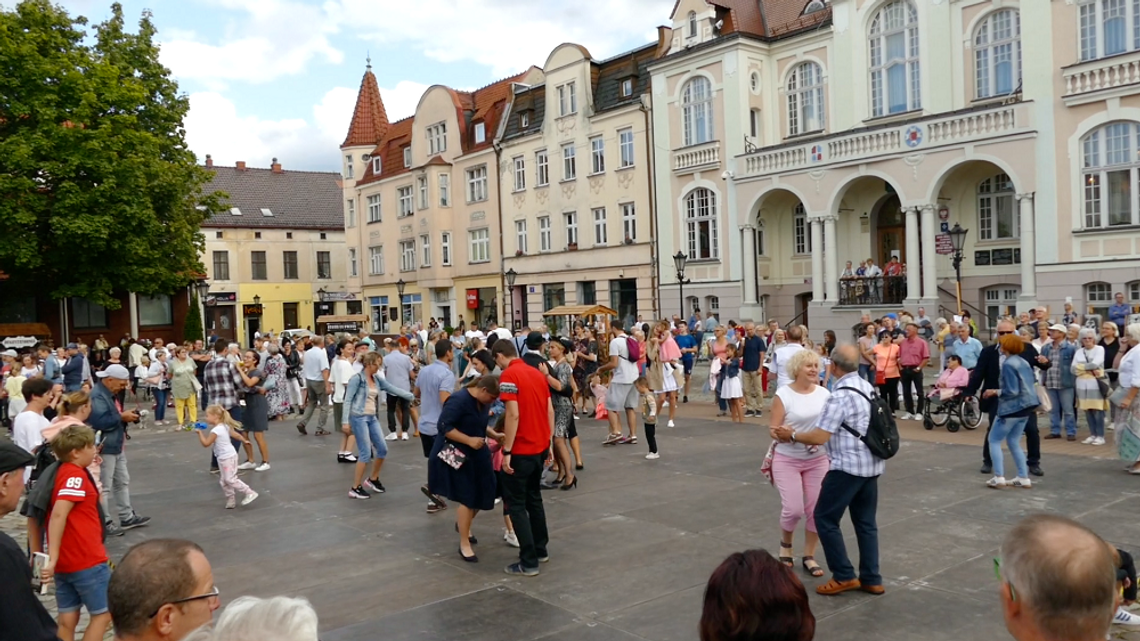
(266, 343), (280, 355)
(1018, 325), (1035, 339)
(829, 344), (859, 374)
(202, 596), (319, 641)
(1126, 323), (1140, 343)
(934, 318), (947, 330)
(999, 514), (1116, 641)
(109, 347), (121, 356)
(1078, 327), (1098, 341)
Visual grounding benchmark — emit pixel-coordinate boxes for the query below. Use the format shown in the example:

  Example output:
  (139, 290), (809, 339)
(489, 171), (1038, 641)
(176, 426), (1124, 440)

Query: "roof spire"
(341, 61), (388, 148)
(366, 52), (371, 70)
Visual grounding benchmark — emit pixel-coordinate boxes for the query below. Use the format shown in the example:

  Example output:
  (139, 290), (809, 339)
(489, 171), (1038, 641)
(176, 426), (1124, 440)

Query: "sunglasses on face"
(997, 331), (1013, 336)
(150, 585), (220, 618)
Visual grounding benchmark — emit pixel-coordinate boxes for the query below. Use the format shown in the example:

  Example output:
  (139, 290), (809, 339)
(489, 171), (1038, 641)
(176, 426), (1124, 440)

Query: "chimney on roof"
(235, 161), (247, 171)
(656, 26), (673, 57)
(271, 157), (283, 174)
(205, 154), (213, 168)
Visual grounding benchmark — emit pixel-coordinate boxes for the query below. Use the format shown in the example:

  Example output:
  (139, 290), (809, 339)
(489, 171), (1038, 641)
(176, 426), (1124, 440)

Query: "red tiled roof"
(353, 116), (412, 188)
(341, 65), (389, 148)
(460, 69), (538, 154)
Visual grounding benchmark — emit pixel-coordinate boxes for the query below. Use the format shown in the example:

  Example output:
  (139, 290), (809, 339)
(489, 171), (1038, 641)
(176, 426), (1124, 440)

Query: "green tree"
(183, 298), (203, 343)
(0, 1), (223, 308)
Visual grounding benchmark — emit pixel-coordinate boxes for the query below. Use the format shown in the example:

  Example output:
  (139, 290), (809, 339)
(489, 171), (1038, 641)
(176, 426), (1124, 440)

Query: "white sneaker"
(1082, 436), (1096, 444)
(1009, 477), (1032, 489)
(385, 433), (398, 441)
(986, 476), (1007, 489)
(1114, 607), (1140, 625)
(645, 452), (660, 460)
(662, 400), (670, 407)
(504, 529), (520, 548)
(401, 433), (410, 441)
(1092, 436), (1106, 446)
(667, 420), (675, 428)
(241, 491), (259, 506)
(237, 461), (257, 470)
(255, 462), (271, 472)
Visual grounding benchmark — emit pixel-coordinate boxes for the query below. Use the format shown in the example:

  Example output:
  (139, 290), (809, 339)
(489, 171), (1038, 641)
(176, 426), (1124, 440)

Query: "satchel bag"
(1035, 383), (1052, 414)
(875, 368), (886, 385)
(759, 441), (777, 485)
(436, 443), (467, 470)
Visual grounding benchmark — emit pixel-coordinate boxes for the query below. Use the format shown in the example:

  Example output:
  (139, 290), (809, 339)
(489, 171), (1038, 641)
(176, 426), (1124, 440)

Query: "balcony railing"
(673, 140), (720, 173)
(740, 102), (1029, 178)
(1063, 50), (1140, 101)
(837, 276), (907, 307)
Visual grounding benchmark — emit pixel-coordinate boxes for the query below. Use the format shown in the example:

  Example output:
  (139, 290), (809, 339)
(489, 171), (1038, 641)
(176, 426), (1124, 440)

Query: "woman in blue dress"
(428, 375), (501, 562)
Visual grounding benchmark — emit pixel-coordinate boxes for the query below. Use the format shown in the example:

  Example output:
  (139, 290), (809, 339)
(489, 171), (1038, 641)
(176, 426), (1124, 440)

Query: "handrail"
(936, 285), (993, 327)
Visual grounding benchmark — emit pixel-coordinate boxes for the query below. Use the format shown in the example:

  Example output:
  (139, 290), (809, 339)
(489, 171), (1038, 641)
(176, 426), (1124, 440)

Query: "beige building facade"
(499, 42), (661, 331)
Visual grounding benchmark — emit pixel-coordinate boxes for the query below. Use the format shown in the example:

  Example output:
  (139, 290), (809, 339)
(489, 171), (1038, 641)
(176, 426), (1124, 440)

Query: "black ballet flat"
(458, 548), (478, 563)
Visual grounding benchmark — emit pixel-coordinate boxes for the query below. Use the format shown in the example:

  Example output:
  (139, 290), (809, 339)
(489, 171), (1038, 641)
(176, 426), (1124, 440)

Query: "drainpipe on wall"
(129, 292), (139, 338)
(493, 140), (507, 327)
(641, 95), (659, 320)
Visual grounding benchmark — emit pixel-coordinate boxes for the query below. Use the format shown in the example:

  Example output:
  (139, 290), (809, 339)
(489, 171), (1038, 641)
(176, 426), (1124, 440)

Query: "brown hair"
(473, 375), (500, 396)
(700, 549), (815, 641)
(51, 424), (96, 460)
(108, 539), (205, 635)
(361, 351), (383, 368)
(59, 391), (91, 417)
(999, 333), (1024, 355)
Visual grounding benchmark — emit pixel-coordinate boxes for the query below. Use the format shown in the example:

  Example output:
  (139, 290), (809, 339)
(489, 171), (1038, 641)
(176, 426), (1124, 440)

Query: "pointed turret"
(341, 59), (389, 148)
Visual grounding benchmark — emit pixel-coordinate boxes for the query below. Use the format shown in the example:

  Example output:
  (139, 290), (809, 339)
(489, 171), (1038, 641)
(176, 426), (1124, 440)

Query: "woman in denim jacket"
(986, 335), (1041, 489)
(342, 351), (415, 500)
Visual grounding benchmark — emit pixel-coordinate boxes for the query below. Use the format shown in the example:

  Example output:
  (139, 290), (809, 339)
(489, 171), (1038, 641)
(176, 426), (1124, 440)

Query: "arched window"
(869, 0), (920, 117)
(682, 77), (715, 146)
(974, 9), (1021, 98)
(1081, 122), (1140, 228)
(685, 188), (719, 260)
(688, 11), (698, 38)
(1079, 0), (1140, 61)
(977, 173), (1017, 240)
(787, 62), (825, 136)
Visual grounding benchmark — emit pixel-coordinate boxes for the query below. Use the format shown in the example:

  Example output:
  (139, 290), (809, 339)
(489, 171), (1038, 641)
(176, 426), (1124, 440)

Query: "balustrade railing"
(837, 276), (907, 306)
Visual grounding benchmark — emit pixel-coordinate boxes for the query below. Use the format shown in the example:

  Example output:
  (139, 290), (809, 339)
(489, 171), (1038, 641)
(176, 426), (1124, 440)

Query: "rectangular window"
(417, 175), (428, 210)
(420, 234), (431, 267)
(346, 199), (356, 228)
(621, 78), (633, 97)
(565, 212), (578, 247)
(316, 251), (331, 279)
(562, 144), (576, 181)
(978, 192), (1018, 240)
(344, 154), (354, 179)
(622, 203), (636, 242)
(536, 150), (549, 186)
(373, 157), (383, 175)
(593, 207), (607, 245)
(590, 136), (605, 174)
(439, 173), (450, 207)
(750, 109), (761, 139)
(474, 122), (486, 144)
(367, 194), (382, 223)
(138, 294), (172, 326)
(283, 251), (298, 280)
(469, 228), (490, 263)
(212, 250), (230, 281)
(513, 156), (526, 191)
(557, 82), (577, 116)
(516, 219), (528, 254)
(427, 123), (447, 155)
(369, 246), (384, 275)
(578, 281), (597, 305)
(440, 232), (452, 266)
(398, 186), (414, 217)
(543, 284), (566, 312)
(71, 298), (107, 329)
(399, 240), (415, 272)
(403, 147), (412, 167)
(349, 247), (358, 278)
(538, 216), (551, 252)
(466, 165), (488, 202)
(521, 112), (530, 128)
(619, 129), (635, 167)
(251, 251), (267, 280)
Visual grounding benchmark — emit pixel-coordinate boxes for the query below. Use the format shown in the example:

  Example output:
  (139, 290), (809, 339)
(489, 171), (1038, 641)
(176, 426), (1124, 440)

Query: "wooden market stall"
(542, 304), (618, 361)
(316, 314), (369, 336)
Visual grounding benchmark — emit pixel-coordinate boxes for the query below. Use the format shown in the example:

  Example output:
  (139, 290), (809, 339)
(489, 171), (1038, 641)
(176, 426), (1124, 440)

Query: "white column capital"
(920, 203), (937, 212)
(739, 223), (756, 232)
(818, 213), (840, 223)
(1016, 192), (1035, 202)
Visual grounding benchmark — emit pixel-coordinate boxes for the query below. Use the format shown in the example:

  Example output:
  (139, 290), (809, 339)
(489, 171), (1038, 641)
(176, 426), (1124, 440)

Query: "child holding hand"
(197, 405), (258, 509)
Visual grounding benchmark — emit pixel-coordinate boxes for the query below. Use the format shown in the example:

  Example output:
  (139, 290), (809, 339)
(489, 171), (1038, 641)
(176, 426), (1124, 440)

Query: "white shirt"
(771, 343), (806, 389)
(492, 327), (512, 342)
(465, 330), (486, 342)
(1119, 347), (1140, 390)
(210, 424), (238, 460)
(865, 264), (883, 277)
(774, 385), (831, 459)
(331, 357), (356, 403)
(608, 335), (640, 385)
(13, 410), (50, 483)
(148, 346), (169, 362)
(302, 345), (330, 381)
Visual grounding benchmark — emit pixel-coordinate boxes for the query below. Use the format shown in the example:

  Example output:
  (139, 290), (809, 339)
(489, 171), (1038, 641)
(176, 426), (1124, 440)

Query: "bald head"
(830, 344), (859, 375)
(1000, 514), (1116, 641)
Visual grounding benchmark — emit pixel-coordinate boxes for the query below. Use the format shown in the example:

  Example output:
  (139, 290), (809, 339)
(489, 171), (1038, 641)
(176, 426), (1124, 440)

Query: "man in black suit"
(965, 320), (1050, 476)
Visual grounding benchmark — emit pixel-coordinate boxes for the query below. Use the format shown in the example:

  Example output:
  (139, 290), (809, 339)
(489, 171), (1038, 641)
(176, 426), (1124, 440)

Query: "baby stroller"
(922, 386), (983, 432)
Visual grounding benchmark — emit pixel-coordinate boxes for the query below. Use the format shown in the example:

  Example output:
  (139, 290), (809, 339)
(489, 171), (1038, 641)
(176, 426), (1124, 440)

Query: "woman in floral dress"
(264, 343), (292, 420)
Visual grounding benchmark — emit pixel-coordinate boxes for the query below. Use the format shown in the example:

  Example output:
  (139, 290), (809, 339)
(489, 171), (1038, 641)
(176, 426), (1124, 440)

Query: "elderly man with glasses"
(107, 539), (219, 641)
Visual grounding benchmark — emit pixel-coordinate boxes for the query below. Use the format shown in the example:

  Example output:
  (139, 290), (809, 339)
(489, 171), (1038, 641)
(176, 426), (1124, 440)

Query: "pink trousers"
(217, 456), (253, 500)
(771, 452), (830, 533)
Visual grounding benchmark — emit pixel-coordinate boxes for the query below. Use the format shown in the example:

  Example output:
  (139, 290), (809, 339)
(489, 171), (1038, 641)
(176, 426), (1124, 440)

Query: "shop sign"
(1, 336), (38, 348)
(466, 289), (479, 309)
(206, 292), (237, 306)
(243, 304), (263, 317)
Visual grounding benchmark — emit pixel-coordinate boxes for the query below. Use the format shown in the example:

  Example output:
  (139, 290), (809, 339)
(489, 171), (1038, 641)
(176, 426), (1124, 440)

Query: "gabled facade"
(499, 40), (664, 330)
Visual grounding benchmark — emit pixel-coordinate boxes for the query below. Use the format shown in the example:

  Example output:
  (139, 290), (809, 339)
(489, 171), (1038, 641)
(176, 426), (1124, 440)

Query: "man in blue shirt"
(415, 340), (456, 514)
(688, 309), (703, 359)
(946, 324), (983, 370)
(1109, 292), (1131, 333)
(741, 323), (766, 418)
(674, 323), (698, 404)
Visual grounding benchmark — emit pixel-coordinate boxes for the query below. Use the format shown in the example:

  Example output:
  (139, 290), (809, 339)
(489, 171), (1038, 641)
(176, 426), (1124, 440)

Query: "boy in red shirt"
(42, 425), (111, 641)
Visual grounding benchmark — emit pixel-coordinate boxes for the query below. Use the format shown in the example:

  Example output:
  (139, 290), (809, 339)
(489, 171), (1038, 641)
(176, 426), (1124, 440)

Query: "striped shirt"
(819, 372), (885, 478)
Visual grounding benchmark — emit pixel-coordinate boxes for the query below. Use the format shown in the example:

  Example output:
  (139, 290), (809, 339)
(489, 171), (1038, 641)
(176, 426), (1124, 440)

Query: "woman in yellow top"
(872, 331), (901, 415)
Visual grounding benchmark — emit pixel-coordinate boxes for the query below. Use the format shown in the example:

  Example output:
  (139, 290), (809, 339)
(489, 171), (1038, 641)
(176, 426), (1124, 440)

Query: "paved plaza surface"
(11, 403), (1130, 641)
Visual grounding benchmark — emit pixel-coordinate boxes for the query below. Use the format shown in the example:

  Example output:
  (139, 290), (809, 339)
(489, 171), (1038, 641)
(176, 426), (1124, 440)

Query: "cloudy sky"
(52, 0), (669, 172)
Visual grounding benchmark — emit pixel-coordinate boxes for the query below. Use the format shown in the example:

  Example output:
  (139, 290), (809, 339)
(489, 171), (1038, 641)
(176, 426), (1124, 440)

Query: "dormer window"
(403, 147), (411, 168)
(520, 111), (530, 128)
(373, 157), (383, 175)
(474, 122), (486, 144)
(621, 78), (634, 97)
(688, 11), (697, 38)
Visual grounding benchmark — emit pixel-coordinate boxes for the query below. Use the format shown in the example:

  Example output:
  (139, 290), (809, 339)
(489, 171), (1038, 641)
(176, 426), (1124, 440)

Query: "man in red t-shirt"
(493, 339), (553, 576)
(42, 424), (111, 641)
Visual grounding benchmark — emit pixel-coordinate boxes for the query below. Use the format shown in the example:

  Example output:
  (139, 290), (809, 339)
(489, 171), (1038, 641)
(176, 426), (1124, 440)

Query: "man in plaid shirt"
(204, 339), (251, 471)
(771, 344), (884, 597)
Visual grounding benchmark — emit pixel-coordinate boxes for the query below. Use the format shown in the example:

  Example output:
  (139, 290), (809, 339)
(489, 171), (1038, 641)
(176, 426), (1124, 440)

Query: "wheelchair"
(922, 386), (983, 432)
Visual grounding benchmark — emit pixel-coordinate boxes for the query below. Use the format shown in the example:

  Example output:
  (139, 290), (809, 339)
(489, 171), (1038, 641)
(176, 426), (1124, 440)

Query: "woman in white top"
(767, 349), (831, 578)
(1111, 323), (1140, 473)
(331, 339), (359, 464)
(1073, 328), (1109, 445)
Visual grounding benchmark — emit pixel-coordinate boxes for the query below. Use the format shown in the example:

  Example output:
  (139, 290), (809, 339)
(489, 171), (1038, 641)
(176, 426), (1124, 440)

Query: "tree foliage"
(0, 0), (223, 308)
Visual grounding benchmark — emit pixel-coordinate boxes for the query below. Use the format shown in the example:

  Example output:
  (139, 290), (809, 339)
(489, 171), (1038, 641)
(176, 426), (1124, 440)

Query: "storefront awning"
(316, 315), (369, 324)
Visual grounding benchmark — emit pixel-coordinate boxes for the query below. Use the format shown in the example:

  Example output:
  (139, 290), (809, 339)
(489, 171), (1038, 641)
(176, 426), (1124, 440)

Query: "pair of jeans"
(983, 409), (1040, 467)
(1086, 409), (1106, 438)
(988, 414), (1029, 479)
(859, 364), (874, 386)
(152, 389), (168, 421)
(387, 396), (411, 435)
(54, 562), (112, 615)
(349, 414), (387, 463)
(900, 367), (924, 415)
(99, 452), (134, 523)
(1047, 387), (1076, 436)
(299, 379), (329, 429)
(813, 470), (880, 586)
(499, 453), (549, 570)
(772, 452), (830, 533)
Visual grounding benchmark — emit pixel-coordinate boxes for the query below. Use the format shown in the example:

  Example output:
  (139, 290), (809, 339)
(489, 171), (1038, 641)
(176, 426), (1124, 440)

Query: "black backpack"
(26, 439), (57, 491)
(839, 388), (900, 461)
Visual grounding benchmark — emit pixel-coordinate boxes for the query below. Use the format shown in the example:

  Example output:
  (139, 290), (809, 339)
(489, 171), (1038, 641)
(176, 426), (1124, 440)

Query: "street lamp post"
(505, 268), (518, 331)
(396, 279), (406, 326)
(948, 223), (968, 315)
(673, 251), (690, 322)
